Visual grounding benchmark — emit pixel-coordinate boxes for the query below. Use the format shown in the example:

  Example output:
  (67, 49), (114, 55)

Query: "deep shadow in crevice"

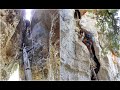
(76, 18), (100, 80)
(74, 10), (81, 19)
(91, 44), (100, 80)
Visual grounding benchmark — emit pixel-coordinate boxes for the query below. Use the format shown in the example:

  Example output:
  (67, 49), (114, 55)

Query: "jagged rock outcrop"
(1, 9), (119, 81)
(60, 9), (91, 80)
(60, 9), (120, 81)
(80, 11), (120, 81)
(19, 9), (60, 80)
(0, 9), (20, 80)
(0, 9), (60, 81)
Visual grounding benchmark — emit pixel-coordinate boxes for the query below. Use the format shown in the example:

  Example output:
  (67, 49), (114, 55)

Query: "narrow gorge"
(0, 9), (120, 81)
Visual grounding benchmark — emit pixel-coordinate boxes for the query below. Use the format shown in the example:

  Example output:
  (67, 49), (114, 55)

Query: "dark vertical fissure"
(21, 18), (32, 80)
(74, 10), (81, 19)
(91, 44), (100, 80)
(79, 27), (100, 80)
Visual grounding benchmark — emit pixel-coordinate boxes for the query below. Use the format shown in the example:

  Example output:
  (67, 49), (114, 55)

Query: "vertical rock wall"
(80, 11), (120, 81)
(0, 9), (20, 80)
(19, 9), (60, 80)
(60, 9), (91, 81)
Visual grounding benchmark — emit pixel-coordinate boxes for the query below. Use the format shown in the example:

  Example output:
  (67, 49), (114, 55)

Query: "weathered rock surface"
(0, 9), (20, 80)
(60, 9), (91, 80)
(79, 11), (120, 81)
(19, 9), (60, 80)
(60, 9), (120, 81)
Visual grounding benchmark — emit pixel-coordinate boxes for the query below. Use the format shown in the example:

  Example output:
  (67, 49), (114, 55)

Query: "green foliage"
(95, 9), (120, 56)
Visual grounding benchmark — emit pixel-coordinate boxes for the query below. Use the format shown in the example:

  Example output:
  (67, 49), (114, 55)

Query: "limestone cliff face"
(60, 9), (120, 81)
(1, 9), (119, 81)
(19, 9), (60, 80)
(0, 9), (60, 81)
(80, 11), (120, 81)
(60, 9), (91, 80)
(0, 9), (20, 80)
(27, 10), (50, 80)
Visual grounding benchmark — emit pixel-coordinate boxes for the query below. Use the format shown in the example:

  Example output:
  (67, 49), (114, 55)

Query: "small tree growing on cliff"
(90, 9), (120, 56)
